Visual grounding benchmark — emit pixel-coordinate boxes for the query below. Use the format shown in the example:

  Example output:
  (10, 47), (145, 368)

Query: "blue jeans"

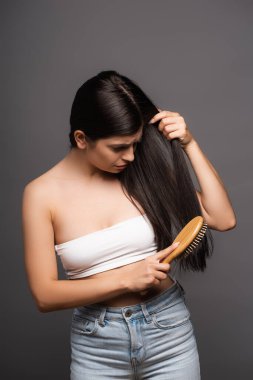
(70, 280), (201, 379)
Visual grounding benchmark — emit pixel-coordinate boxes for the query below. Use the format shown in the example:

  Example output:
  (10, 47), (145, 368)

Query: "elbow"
(227, 217), (237, 230)
(37, 302), (51, 313)
(35, 297), (51, 313)
(219, 217), (237, 231)
(33, 292), (53, 313)
(226, 213), (237, 230)
(31, 281), (58, 313)
(36, 295), (58, 313)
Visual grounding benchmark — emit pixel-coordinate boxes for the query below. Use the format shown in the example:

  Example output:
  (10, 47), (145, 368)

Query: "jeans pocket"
(151, 297), (190, 330)
(71, 313), (99, 336)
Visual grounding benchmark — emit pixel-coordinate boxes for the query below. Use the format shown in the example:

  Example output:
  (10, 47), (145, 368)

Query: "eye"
(110, 141), (140, 153)
(111, 147), (126, 152)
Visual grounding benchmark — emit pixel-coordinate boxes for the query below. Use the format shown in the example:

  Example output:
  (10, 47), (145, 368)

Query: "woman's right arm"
(22, 181), (174, 313)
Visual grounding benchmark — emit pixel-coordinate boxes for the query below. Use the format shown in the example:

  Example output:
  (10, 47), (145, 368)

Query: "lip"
(115, 165), (128, 169)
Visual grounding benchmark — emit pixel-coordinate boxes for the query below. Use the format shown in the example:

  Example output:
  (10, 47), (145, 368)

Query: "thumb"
(156, 242), (180, 260)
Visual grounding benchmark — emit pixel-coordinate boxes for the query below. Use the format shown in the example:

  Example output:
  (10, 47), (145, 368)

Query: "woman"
(22, 70), (236, 379)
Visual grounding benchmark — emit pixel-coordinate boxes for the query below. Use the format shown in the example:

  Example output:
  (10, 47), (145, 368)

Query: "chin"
(100, 167), (119, 175)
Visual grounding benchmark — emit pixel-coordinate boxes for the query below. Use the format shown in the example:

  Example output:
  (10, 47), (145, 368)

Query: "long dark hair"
(69, 70), (214, 272)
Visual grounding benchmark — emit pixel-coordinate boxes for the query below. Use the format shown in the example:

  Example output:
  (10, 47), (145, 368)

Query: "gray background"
(1, 0), (252, 379)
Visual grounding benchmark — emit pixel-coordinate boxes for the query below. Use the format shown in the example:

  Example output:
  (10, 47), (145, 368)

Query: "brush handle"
(139, 216), (205, 296)
(161, 216), (204, 264)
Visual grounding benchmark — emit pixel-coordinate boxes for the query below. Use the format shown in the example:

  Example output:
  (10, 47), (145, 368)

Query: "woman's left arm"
(149, 110), (237, 231)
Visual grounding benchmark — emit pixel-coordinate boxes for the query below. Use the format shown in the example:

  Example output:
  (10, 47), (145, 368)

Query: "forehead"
(103, 129), (143, 144)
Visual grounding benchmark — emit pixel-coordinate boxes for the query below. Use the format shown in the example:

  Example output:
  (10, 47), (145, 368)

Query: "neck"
(60, 148), (114, 181)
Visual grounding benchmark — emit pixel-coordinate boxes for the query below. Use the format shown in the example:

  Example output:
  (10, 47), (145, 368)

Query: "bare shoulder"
(24, 162), (62, 188)
(22, 164), (63, 214)
(21, 165), (65, 309)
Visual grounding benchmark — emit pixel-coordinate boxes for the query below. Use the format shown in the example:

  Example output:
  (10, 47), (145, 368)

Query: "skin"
(150, 109), (236, 230)
(65, 127), (144, 179)
(22, 125), (177, 312)
(149, 108), (193, 147)
(22, 109), (236, 312)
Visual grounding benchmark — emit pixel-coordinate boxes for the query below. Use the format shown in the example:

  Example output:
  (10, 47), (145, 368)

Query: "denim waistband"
(73, 280), (185, 325)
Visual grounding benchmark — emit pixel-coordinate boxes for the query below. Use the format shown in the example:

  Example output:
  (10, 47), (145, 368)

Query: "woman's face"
(85, 128), (143, 174)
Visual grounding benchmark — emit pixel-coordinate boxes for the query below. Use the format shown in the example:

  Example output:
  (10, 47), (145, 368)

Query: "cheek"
(90, 149), (118, 166)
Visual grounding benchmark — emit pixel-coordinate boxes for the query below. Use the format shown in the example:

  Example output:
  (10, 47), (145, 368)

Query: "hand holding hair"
(149, 108), (194, 149)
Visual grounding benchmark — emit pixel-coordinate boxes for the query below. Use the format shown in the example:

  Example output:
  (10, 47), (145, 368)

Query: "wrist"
(182, 138), (198, 153)
(115, 271), (131, 293)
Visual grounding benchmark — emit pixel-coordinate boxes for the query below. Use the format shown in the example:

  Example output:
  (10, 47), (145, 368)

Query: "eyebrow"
(108, 136), (142, 148)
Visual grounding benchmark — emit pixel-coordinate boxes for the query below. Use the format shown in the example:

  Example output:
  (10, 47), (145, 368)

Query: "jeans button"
(125, 310), (132, 317)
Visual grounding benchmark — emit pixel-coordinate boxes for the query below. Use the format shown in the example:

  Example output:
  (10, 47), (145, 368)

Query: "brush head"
(161, 216), (208, 264)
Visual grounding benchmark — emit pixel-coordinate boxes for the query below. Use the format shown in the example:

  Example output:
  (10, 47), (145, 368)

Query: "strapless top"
(54, 213), (158, 279)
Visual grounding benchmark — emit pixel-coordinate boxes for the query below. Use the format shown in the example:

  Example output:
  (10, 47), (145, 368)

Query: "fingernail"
(173, 242), (180, 246)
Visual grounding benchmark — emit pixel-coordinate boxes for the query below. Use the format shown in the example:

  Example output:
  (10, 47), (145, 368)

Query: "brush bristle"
(183, 223), (208, 258)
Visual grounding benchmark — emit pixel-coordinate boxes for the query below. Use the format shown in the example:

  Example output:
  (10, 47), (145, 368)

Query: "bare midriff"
(71, 272), (175, 307)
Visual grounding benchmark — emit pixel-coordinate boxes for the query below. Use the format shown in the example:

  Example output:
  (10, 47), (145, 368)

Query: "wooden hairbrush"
(161, 216), (208, 264)
(139, 216), (208, 296)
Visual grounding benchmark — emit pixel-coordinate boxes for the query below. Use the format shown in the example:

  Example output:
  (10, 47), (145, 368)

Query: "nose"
(122, 146), (135, 163)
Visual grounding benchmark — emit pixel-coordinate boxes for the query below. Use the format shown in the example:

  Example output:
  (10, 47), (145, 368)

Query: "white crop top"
(54, 213), (158, 279)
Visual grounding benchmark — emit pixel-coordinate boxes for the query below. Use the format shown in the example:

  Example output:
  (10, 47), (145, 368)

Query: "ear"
(73, 130), (88, 149)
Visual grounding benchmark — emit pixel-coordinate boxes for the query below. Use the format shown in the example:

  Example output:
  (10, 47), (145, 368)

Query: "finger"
(149, 112), (168, 124)
(155, 262), (170, 272)
(150, 112), (179, 124)
(158, 123), (178, 132)
(159, 117), (182, 127)
(154, 271), (168, 281)
(156, 242), (180, 260)
(153, 278), (161, 286)
(166, 131), (184, 140)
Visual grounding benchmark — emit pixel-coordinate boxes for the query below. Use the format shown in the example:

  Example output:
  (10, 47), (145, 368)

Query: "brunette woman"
(22, 70), (236, 379)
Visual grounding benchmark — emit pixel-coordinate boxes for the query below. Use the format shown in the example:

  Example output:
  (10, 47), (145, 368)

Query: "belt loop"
(98, 307), (107, 326)
(141, 302), (153, 323)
